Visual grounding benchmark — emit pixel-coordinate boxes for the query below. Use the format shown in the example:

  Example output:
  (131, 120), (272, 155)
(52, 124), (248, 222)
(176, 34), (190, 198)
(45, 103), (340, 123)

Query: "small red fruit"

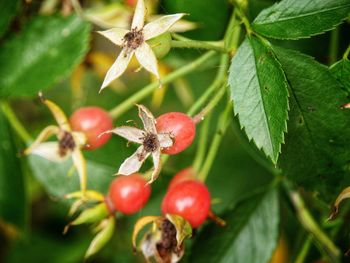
(70, 107), (113, 150)
(168, 167), (196, 190)
(161, 180), (210, 228)
(124, 0), (136, 7)
(108, 174), (151, 215)
(156, 112), (196, 155)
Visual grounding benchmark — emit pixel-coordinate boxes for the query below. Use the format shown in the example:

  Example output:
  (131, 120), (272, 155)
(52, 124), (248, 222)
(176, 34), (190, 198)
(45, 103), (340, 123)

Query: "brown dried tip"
(208, 210), (226, 227)
(63, 224), (71, 235)
(340, 102), (350, 109)
(345, 247), (350, 257)
(38, 91), (45, 102)
(327, 206), (339, 221)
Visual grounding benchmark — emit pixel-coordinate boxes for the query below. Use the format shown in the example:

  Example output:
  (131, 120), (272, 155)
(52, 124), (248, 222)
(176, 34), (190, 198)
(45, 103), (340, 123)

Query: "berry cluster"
(22, 0), (223, 261)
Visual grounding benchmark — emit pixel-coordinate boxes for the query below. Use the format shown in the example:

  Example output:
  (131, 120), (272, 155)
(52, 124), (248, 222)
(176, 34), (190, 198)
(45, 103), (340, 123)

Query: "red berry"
(108, 174), (151, 215)
(70, 107), (113, 150)
(156, 112), (196, 155)
(124, 0), (136, 7)
(161, 180), (210, 228)
(168, 167), (196, 190)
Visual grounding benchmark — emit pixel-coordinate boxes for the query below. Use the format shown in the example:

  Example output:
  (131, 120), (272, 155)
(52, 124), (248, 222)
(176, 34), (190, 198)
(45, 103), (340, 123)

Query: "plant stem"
(198, 103), (232, 182)
(329, 28), (339, 65)
(343, 43), (350, 59)
(171, 40), (227, 53)
(283, 180), (341, 263)
(0, 101), (32, 143)
(224, 10), (241, 51)
(192, 114), (211, 173)
(108, 51), (216, 119)
(295, 235), (313, 263)
(192, 83), (227, 124)
(187, 54), (229, 116)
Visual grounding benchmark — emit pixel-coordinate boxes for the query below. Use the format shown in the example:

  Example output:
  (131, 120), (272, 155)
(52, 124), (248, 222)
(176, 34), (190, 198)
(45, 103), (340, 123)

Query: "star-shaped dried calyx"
(97, 0), (185, 92)
(132, 214), (192, 263)
(102, 104), (173, 183)
(23, 94), (88, 193)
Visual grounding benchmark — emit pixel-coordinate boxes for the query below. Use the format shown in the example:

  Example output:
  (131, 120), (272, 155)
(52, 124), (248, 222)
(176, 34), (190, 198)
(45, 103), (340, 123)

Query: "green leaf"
(0, 0), (20, 37)
(0, 106), (27, 231)
(252, 0), (350, 40)
(0, 15), (90, 97)
(229, 36), (289, 163)
(274, 46), (350, 197)
(28, 154), (114, 198)
(330, 58), (350, 93)
(189, 188), (279, 263)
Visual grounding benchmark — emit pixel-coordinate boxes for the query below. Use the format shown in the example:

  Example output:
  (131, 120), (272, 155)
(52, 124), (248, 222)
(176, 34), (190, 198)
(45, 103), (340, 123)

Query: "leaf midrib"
(217, 191), (271, 263)
(285, 79), (319, 176)
(250, 39), (274, 157)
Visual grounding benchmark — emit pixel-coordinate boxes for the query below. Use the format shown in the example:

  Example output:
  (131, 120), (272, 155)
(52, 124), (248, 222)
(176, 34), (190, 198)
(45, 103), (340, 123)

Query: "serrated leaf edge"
(252, 2), (350, 40)
(230, 36), (289, 163)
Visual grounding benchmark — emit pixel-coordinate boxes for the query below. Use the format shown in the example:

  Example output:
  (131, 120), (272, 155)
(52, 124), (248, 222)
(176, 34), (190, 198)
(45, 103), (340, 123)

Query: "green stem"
(108, 51), (216, 119)
(234, 7), (252, 35)
(283, 180), (341, 263)
(171, 40), (227, 53)
(192, 114), (211, 173)
(329, 28), (339, 65)
(187, 54), (229, 116)
(192, 83), (227, 124)
(0, 101), (32, 143)
(295, 235), (313, 263)
(171, 33), (192, 42)
(343, 43), (350, 59)
(198, 103), (232, 182)
(224, 9), (241, 51)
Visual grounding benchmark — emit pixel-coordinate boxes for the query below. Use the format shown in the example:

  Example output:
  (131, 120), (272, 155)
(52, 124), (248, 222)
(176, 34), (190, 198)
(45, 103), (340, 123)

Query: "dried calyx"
(133, 214), (192, 263)
(124, 28), (144, 50)
(23, 93), (87, 194)
(156, 219), (183, 261)
(101, 104), (173, 183)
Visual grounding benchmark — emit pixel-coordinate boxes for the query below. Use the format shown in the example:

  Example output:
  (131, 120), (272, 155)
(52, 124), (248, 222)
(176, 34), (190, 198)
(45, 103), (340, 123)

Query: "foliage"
(0, 0), (350, 262)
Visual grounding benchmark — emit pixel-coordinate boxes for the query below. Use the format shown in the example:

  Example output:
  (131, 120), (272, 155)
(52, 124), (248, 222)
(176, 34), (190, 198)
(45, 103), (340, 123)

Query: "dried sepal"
(143, 14), (186, 40)
(109, 104), (173, 183)
(24, 94), (88, 195)
(65, 190), (105, 202)
(165, 214), (192, 248)
(133, 216), (190, 263)
(98, 0), (185, 91)
(85, 217), (115, 259)
(71, 148), (87, 193)
(329, 186), (350, 220)
(23, 125), (59, 155)
(132, 216), (161, 250)
(40, 95), (71, 131)
(137, 104), (157, 134)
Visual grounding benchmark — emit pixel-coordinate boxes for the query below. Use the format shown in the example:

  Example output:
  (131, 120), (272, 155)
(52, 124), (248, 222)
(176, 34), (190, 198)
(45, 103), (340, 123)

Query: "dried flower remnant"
(101, 104), (173, 183)
(132, 214), (192, 263)
(24, 94), (88, 193)
(97, 0), (185, 91)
